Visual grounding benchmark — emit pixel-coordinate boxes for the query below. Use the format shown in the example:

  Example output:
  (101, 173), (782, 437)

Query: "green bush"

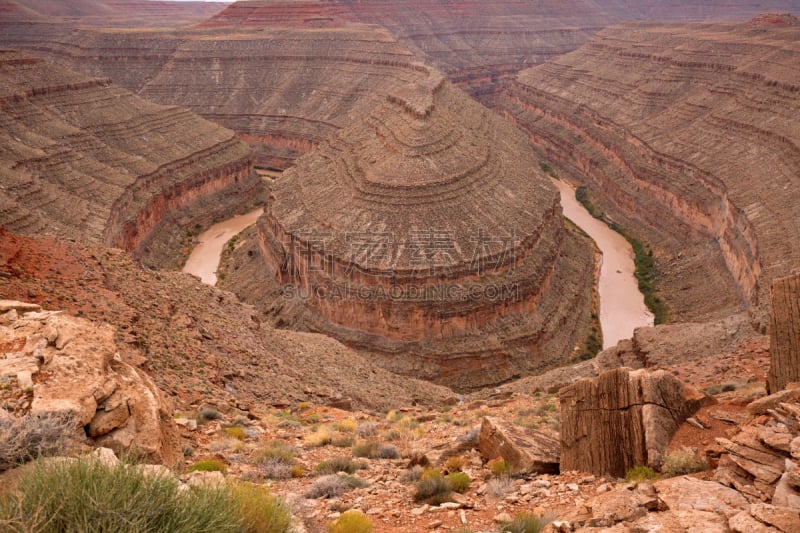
(316, 457), (359, 475)
(661, 450), (707, 478)
(328, 509), (373, 533)
(0, 457), (292, 533)
(189, 459), (228, 474)
(224, 426), (247, 440)
(230, 482), (293, 533)
(352, 441), (399, 459)
(446, 471), (471, 493)
(625, 465), (660, 483)
(500, 512), (551, 533)
(488, 457), (511, 478)
(413, 470), (452, 505)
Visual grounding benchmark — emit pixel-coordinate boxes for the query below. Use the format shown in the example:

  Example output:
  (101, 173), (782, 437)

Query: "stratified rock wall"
(559, 368), (701, 478)
(202, 1), (800, 97)
(768, 273), (800, 393)
(254, 73), (595, 390)
(492, 20), (800, 323)
(0, 50), (258, 265)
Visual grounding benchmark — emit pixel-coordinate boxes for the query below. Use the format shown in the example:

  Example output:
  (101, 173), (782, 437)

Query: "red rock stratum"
(492, 19), (800, 324)
(253, 71), (595, 390)
(0, 49), (258, 266)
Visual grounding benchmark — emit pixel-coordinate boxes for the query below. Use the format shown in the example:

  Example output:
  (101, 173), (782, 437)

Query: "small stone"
(411, 506), (428, 516)
(494, 512), (513, 523)
(440, 502), (461, 510)
(580, 475), (596, 484)
(459, 510), (467, 524)
(533, 479), (551, 488)
(427, 519), (442, 529)
(596, 483), (611, 494)
(566, 483), (580, 492)
(16, 370), (33, 389)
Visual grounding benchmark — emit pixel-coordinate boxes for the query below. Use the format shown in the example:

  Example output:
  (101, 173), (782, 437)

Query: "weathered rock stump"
(768, 273), (800, 393)
(559, 368), (701, 478)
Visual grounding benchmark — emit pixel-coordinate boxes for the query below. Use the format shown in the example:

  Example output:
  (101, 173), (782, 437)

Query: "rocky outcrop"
(478, 416), (559, 475)
(768, 273), (800, 393)
(492, 19), (800, 325)
(0, 49), (259, 267)
(712, 388), (800, 505)
(252, 72), (595, 390)
(0, 301), (180, 464)
(559, 368), (702, 477)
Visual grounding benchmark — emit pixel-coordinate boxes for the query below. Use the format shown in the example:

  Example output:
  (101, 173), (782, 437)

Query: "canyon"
(491, 16), (800, 328)
(0, 49), (259, 268)
(1, 2), (800, 531)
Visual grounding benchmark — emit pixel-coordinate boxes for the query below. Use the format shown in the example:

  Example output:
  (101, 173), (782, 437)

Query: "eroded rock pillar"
(768, 272), (800, 393)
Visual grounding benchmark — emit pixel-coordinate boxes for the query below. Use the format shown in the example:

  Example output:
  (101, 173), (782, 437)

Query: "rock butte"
(255, 71), (595, 390)
(0, 49), (258, 267)
(491, 17), (800, 325)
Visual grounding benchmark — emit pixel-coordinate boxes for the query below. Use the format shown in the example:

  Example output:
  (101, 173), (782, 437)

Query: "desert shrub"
(377, 444), (400, 459)
(254, 442), (300, 480)
(210, 437), (243, 453)
(352, 441), (378, 458)
(625, 465), (660, 483)
(224, 426), (246, 440)
(305, 474), (367, 499)
(400, 465), (424, 484)
(444, 455), (465, 472)
(255, 442), (297, 464)
(0, 413), (73, 472)
(0, 457), (249, 532)
(328, 509), (373, 533)
(446, 471), (471, 493)
(661, 450), (707, 478)
(306, 427), (332, 447)
(486, 478), (511, 499)
(230, 482), (293, 533)
(458, 428), (480, 446)
(197, 407), (222, 424)
(333, 419), (358, 433)
(488, 457), (511, 478)
(189, 459), (228, 474)
(356, 422), (377, 437)
(316, 457), (359, 475)
(413, 470), (452, 505)
(332, 435), (355, 448)
(499, 512), (551, 533)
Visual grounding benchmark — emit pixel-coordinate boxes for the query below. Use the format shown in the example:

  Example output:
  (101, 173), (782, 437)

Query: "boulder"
(478, 416), (559, 475)
(767, 273), (800, 393)
(729, 511), (781, 533)
(559, 368), (702, 477)
(749, 503), (800, 533)
(1, 304), (180, 464)
(654, 477), (749, 518)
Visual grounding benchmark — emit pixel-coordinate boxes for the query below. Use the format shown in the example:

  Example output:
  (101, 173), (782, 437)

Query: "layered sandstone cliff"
(203, 1), (800, 97)
(492, 18), (800, 324)
(249, 72), (595, 390)
(0, 50), (258, 266)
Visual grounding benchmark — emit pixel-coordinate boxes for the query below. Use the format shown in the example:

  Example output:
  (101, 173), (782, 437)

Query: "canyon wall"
(0, 50), (259, 266)
(491, 17), (800, 324)
(248, 72), (595, 390)
(203, 1), (800, 97)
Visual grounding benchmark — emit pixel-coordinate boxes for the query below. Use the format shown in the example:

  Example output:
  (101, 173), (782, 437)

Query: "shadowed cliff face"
(0, 50), (258, 266)
(491, 19), (800, 324)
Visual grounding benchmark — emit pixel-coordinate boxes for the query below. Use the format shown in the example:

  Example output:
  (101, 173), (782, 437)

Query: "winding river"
(184, 182), (651, 347)
(182, 208), (263, 285)
(552, 179), (654, 348)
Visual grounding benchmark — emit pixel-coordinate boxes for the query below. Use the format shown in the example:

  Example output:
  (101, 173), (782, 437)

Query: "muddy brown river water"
(182, 208), (263, 285)
(184, 182), (651, 348)
(552, 179), (654, 348)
